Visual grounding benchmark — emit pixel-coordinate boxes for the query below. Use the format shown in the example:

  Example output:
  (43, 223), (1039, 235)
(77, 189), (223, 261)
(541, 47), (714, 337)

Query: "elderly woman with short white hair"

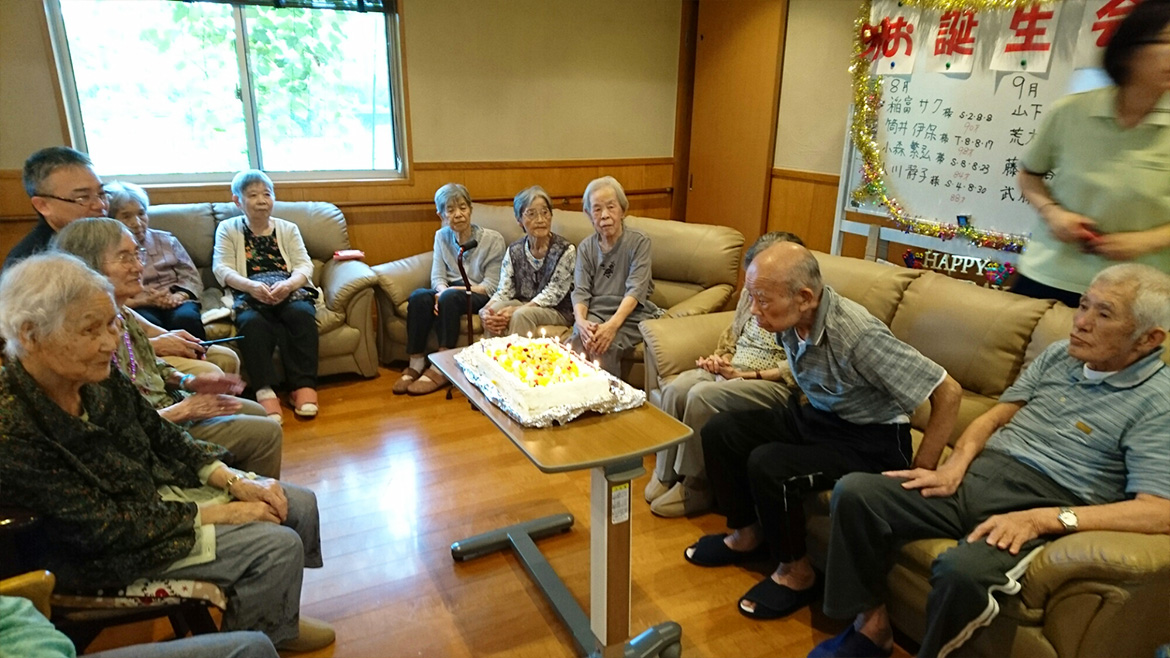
(480, 185), (576, 339)
(571, 176), (663, 376)
(105, 180), (205, 339)
(395, 183), (506, 395)
(0, 253), (333, 653)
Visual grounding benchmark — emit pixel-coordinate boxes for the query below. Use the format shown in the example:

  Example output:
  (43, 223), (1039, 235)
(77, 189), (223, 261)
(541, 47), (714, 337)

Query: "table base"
(450, 462), (684, 658)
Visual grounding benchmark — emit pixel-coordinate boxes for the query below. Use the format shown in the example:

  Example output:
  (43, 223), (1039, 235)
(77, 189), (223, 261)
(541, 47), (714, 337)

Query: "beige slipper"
(406, 366), (449, 395)
(393, 367), (421, 395)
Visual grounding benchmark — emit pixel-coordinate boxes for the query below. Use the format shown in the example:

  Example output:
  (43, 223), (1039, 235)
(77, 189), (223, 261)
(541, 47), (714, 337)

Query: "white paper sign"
(991, 2), (1064, 73)
(924, 9), (983, 74)
(1075, 0), (1142, 69)
(868, 0), (922, 75)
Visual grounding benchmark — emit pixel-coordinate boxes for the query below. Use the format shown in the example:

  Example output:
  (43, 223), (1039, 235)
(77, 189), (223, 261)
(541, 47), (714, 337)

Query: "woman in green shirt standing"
(1017, 1), (1170, 307)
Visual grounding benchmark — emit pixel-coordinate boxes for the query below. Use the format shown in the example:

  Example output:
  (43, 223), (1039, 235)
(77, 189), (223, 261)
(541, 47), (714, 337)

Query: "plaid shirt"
(779, 286), (945, 425)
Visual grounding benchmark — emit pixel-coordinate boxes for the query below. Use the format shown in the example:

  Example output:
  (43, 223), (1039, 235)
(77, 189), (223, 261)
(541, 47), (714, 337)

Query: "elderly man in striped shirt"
(684, 242), (963, 622)
(811, 263), (1170, 658)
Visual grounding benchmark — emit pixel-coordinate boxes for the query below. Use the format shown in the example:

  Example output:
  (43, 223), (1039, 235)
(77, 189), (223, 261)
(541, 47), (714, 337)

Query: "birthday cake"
(457, 336), (614, 419)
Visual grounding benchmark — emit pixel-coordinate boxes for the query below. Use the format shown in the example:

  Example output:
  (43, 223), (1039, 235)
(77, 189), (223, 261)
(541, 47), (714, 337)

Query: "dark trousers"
(823, 451), (1083, 658)
(1011, 274), (1081, 308)
(702, 396), (912, 563)
(236, 300), (318, 390)
(135, 301), (206, 339)
(406, 287), (489, 354)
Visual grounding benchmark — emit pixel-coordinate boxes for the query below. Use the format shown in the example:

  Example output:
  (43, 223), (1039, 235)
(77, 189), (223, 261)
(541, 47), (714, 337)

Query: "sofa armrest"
(372, 252), (433, 309)
(641, 312), (733, 397)
(664, 284), (735, 319)
(1020, 531), (1170, 610)
(319, 259), (379, 313)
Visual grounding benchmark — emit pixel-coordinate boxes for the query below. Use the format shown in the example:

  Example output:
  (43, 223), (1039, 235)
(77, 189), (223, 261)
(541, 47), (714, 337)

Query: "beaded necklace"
(110, 314), (138, 382)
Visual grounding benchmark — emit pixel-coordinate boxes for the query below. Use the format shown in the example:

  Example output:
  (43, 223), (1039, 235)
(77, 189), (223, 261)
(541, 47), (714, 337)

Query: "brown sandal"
(406, 366), (449, 395)
(393, 367), (421, 395)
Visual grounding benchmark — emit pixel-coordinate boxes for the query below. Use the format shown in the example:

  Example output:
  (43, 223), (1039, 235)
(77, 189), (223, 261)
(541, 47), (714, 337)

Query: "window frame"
(44, 0), (410, 184)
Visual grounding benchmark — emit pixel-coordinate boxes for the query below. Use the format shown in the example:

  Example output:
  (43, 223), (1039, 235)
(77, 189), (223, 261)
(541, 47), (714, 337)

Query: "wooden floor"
(87, 367), (912, 658)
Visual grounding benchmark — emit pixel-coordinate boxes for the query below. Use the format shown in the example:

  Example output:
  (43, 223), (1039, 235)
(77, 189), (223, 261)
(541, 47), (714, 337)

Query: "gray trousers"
(157, 483), (322, 647)
(187, 398), (283, 479)
(483, 299), (571, 338)
(91, 631), (277, 658)
(823, 450), (1082, 658)
(652, 368), (791, 483)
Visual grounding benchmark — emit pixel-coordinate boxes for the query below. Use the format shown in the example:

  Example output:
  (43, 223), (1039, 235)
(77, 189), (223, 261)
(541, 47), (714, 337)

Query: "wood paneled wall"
(0, 159), (674, 266)
(765, 167), (839, 253)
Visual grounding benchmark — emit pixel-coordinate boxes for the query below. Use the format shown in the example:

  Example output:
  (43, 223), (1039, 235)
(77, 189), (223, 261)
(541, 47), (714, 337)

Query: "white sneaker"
(644, 475), (671, 503)
(650, 481), (714, 518)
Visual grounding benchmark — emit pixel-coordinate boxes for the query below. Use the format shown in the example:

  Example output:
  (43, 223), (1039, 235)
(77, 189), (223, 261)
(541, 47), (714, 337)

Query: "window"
(46, 0), (406, 181)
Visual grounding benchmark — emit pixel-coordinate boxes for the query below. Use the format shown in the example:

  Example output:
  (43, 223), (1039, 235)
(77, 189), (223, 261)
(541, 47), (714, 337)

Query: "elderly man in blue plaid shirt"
(684, 242), (963, 622)
(811, 263), (1170, 658)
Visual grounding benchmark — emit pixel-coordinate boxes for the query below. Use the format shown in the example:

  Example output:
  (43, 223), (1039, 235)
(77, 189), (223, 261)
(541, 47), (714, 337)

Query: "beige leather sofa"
(639, 251), (1170, 658)
(372, 202), (745, 386)
(147, 201), (380, 379)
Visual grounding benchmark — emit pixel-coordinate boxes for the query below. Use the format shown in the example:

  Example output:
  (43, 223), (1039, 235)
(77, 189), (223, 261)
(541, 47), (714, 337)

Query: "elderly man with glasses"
(5, 146), (233, 376)
(4, 146), (109, 269)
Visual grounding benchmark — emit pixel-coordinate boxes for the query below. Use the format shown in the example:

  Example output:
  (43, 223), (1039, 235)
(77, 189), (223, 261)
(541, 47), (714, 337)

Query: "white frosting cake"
(459, 336), (612, 417)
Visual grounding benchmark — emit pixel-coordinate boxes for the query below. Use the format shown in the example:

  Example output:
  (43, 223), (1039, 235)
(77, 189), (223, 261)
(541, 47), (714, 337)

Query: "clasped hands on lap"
(246, 278), (300, 306)
(202, 469), (289, 526)
(695, 353), (749, 381)
(574, 317), (619, 356)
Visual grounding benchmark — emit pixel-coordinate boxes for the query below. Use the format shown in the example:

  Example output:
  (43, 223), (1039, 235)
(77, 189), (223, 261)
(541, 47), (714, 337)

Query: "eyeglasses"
(106, 247), (147, 266)
(523, 207), (552, 220)
(35, 189), (111, 207)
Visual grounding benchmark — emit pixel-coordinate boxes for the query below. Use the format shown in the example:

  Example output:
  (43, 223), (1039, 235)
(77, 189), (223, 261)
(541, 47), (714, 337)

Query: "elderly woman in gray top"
(571, 176), (663, 376)
(395, 183), (506, 395)
(480, 186), (576, 338)
(105, 181), (206, 340)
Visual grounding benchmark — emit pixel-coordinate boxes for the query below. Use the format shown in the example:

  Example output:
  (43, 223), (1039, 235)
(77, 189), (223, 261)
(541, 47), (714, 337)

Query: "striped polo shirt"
(779, 286), (946, 425)
(987, 340), (1170, 505)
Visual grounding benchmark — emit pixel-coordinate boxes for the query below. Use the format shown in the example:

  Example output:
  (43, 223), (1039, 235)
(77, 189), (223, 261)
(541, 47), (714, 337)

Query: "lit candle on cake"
(540, 328), (547, 338)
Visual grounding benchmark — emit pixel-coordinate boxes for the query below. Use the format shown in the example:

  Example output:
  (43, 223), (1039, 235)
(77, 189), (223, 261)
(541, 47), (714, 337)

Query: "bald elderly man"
(683, 243), (962, 622)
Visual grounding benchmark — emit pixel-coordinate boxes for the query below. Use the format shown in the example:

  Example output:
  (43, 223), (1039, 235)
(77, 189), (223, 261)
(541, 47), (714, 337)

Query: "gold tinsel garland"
(848, 0), (1063, 253)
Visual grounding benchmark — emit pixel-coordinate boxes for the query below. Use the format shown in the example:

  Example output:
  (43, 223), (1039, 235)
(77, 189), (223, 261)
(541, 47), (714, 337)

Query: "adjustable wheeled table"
(431, 349), (690, 658)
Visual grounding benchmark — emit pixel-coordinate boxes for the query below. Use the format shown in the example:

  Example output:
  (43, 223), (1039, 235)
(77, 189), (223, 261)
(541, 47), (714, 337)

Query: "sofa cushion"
(910, 389), (999, 443)
(813, 252), (922, 326)
(891, 273), (1051, 397)
(1025, 303), (1075, 368)
(146, 203), (217, 269)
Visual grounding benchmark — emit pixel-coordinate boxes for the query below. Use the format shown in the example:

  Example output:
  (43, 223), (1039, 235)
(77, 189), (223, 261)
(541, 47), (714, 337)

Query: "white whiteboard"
(834, 0), (1111, 260)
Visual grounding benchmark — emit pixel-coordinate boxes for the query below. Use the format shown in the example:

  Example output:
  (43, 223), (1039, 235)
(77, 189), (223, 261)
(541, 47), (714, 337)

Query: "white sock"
(409, 356), (426, 372)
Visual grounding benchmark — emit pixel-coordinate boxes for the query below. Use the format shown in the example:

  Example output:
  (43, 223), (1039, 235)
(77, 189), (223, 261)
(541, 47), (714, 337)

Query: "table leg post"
(590, 458), (645, 648)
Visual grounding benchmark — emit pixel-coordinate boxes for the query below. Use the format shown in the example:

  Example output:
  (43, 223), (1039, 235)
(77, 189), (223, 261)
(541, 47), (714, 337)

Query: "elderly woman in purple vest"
(394, 183), (506, 396)
(479, 186), (576, 339)
(571, 176), (664, 376)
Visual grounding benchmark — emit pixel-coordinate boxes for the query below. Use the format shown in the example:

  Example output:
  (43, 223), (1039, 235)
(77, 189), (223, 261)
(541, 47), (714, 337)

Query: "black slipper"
(737, 577), (817, 620)
(683, 533), (766, 567)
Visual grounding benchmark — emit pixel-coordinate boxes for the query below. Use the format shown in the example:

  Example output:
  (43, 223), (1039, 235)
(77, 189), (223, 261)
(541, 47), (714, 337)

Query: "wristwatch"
(1057, 507), (1079, 532)
(222, 470), (258, 494)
